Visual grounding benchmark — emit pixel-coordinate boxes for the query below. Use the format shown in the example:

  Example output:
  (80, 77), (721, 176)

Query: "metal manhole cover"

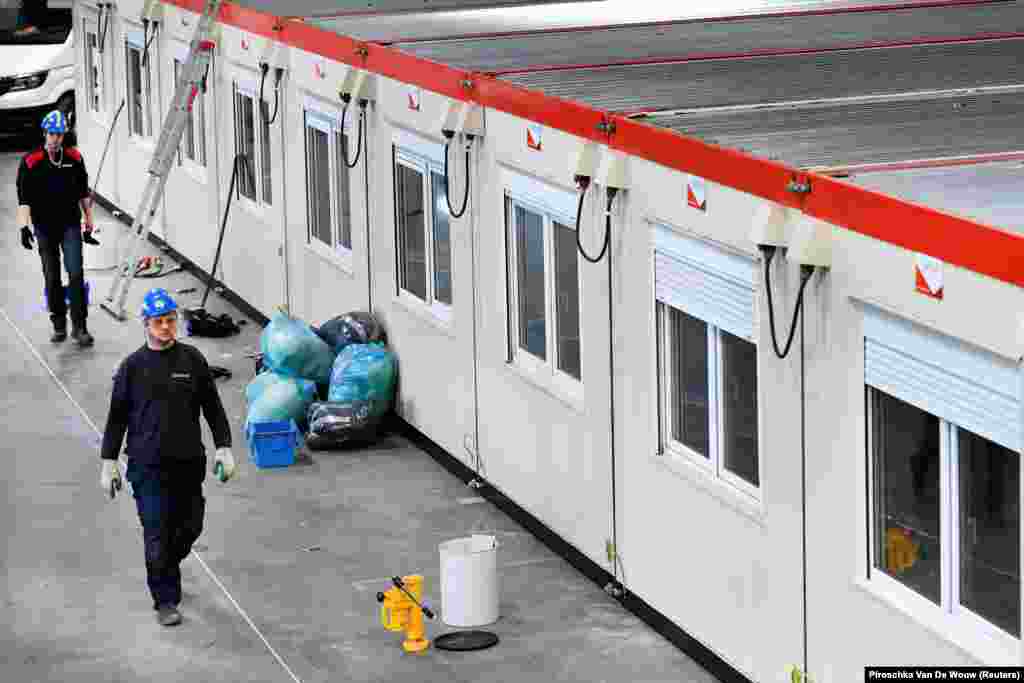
(433, 630), (499, 652)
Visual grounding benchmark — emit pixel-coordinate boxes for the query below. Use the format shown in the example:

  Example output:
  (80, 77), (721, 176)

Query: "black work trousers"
(36, 226), (86, 331)
(126, 458), (206, 610)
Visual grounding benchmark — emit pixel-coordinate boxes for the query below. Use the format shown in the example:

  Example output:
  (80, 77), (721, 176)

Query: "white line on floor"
(191, 552), (303, 683)
(0, 308), (103, 436)
(0, 307), (303, 683)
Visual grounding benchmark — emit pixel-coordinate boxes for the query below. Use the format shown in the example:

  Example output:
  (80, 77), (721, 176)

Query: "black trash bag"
(314, 312), (386, 354)
(305, 400), (382, 451)
(184, 309), (241, 338)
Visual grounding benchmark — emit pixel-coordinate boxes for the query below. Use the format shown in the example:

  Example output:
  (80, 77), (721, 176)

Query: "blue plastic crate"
(246, 419), (298, 468)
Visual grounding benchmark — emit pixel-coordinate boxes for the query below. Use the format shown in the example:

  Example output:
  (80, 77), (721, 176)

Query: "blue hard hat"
(41, 110), (68, 134)
(141, 288), (178, 320)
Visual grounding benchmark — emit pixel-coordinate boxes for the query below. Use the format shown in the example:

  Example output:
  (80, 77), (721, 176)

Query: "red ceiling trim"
(807, 175), (1024, 286)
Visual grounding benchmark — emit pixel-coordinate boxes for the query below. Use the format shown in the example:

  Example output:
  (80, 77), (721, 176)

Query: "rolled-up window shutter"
(654, 225), (756, 342)
(863, 305), (1019, 451)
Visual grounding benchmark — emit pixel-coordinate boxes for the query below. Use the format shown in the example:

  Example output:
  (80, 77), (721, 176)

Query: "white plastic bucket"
(439, 534), (499, 627)
(83, 221), (123, 271)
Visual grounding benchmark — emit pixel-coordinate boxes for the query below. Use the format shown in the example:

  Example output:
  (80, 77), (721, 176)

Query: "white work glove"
(213, 448), (236, 482)
(100, 459), (122, 500)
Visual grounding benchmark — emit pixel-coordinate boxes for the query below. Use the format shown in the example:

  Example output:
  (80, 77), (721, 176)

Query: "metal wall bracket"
(786, 177), (812, 194)
(596, 118), (616, 137)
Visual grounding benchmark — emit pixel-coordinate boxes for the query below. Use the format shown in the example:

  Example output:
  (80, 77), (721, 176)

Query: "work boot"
(156, 606), (182, 627)
(50, 325), (67, 343)
(71, 326), (94, 348)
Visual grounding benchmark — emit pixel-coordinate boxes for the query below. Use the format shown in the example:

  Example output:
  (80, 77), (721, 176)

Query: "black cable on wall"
(800, 292), (809, 677)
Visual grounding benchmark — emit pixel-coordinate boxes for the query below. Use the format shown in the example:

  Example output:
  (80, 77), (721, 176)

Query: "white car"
(0, 5), (74, 135)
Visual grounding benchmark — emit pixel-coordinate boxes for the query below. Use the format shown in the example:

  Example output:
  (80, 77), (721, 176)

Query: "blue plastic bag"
(260, 310), (335, 385)
(328, 343), (397, 418)
(245, 370), (282, 405)
(245, 371), (317, 432)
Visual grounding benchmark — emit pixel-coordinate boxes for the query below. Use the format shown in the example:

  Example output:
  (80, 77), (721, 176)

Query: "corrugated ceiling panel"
(852, 163), (1024, 236)
(308, 0), (958, 41)
(244, 0), (586, 17)
(503, 40), (1024, 113)
(397, 4), (1024, 72)
(647, 90), (1024, 169)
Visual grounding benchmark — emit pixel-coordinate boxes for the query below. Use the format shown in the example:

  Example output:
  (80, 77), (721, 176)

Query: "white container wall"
(615, 160), (805, 681)
(475, 110), (615, 571)
(284, 48), (370, 324)
(806, 221), (1024, 677)
(369, 81), (482, 469)
(155, 6), (223, 273)
(74, 3), (1024, 680)
(213, 24), (288, 315)
(116, 15), (168, 239)
(74, 1), (121, 206)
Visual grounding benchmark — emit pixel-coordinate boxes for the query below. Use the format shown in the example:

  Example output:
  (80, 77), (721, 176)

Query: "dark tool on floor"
(209, 365), (233, 381)
(182, 154), (251, 338)
(433, 630), (499, 652)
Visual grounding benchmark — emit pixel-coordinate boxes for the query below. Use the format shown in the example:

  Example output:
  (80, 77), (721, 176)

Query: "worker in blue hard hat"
(16, 109), (97, 347)
(100, 288), (237, 627)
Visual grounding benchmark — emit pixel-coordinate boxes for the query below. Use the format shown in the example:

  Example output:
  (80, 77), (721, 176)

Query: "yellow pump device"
(377, 575), (434, 653)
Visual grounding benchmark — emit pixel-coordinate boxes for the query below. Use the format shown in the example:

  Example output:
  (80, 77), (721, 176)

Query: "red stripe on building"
(163, 0), (1024, 289)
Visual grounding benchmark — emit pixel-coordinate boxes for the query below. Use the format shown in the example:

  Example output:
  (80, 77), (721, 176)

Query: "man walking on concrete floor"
(100, 288), (237, 627)
(16, 109), (96, 347)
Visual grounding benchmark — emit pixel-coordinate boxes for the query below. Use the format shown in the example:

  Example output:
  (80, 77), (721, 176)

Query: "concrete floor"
(0, 134), (719, 683)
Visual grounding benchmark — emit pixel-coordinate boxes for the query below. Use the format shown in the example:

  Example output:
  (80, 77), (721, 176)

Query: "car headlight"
(8, 71), (48, 93)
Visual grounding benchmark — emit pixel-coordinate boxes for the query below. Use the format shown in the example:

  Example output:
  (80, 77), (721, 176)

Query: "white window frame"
(172, 44), (207, 171)
(231, 77), (272, 210)
(303, 98), (354, 271)
(393, 143), (453, 324)
(657, 303), (761, 500)
(82, 18), (105, 117)
(124, 29), (155, 141)
(865, 389), (1021, 651)
(505, 193), (584, 400)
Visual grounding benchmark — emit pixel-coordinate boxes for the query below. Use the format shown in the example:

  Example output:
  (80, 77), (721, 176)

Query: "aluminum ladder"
(100, 0), (223, 321)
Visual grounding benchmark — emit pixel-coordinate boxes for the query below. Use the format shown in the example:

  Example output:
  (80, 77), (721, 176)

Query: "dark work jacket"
(101, 342), (232, 466)
(15, 146), (90, 234)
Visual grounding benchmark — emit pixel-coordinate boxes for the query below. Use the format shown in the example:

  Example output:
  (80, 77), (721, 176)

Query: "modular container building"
(71, 0), (1024, 679)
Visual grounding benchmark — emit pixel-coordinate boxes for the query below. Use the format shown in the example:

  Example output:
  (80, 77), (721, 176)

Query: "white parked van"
(0, 4), (74, 134)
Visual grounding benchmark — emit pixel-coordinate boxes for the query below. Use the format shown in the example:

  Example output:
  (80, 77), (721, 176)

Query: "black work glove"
(82, 230), (100, 246)
(20, 226), (34, 251)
